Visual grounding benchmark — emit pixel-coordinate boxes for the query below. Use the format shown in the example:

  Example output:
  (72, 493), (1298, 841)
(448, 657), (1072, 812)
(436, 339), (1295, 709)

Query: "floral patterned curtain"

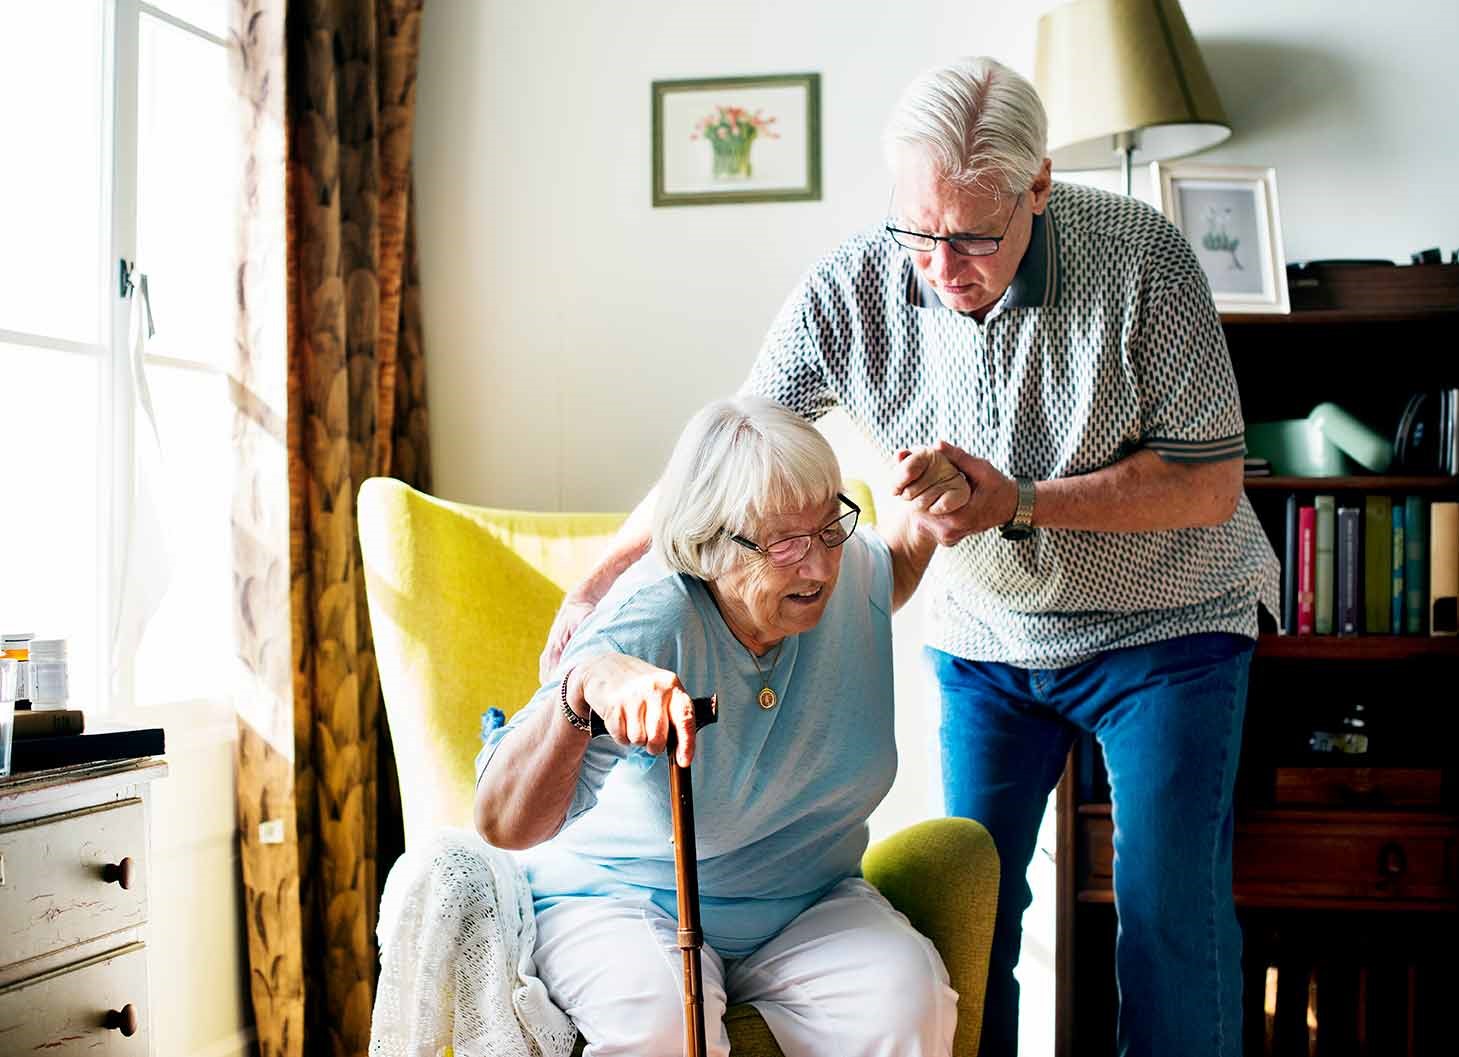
(231, 2), (429, 1054)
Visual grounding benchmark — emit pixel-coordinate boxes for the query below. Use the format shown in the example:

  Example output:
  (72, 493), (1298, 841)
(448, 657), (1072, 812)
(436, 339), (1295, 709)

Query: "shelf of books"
(1248, 485), (1459, 644)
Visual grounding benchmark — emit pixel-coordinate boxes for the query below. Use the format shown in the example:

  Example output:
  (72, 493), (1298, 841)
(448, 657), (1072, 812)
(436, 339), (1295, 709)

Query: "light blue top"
(475, 530), (897, 958)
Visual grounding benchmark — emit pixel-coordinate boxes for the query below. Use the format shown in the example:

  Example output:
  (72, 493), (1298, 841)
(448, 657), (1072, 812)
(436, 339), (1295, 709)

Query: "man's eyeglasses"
(727, 494), (861, 568)
(885, 188), (1026, 257)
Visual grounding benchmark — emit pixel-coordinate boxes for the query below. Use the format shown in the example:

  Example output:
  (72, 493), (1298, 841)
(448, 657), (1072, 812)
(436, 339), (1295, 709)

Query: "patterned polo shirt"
(743, 180), (1280, 669)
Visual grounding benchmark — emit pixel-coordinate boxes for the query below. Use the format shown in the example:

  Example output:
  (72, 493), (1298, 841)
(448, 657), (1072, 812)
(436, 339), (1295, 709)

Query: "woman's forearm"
(474, 666), (592, 850)
(882, 508), (939, 612)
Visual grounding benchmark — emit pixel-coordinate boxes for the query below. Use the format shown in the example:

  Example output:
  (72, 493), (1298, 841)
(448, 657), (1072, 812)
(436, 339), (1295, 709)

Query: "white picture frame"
(1151, 162), (1290, 315)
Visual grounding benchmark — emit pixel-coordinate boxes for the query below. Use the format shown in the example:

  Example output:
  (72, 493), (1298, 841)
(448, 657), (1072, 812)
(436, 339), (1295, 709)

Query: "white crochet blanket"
(369, 828), (578, 1057)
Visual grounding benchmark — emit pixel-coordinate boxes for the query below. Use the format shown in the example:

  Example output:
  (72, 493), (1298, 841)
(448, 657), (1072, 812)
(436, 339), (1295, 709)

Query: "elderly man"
(544, 57), (1278, 1057)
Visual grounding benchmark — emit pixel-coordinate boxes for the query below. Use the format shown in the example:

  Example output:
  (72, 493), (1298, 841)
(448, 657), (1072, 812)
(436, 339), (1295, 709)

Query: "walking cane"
(589, 693), (718, 1057)
(668, 694), (718, 1057)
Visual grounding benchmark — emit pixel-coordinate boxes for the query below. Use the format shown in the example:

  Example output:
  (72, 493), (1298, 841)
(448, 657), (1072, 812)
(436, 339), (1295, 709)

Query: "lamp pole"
(1113, 130), (1136, 197)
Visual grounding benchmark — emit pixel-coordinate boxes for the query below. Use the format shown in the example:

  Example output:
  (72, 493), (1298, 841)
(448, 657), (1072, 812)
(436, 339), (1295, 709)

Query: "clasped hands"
(892, 441), (1018, 547)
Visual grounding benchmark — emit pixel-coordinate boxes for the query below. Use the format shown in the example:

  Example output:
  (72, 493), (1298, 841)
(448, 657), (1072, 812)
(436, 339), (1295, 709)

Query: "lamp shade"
(1034, 0), (1230, 171)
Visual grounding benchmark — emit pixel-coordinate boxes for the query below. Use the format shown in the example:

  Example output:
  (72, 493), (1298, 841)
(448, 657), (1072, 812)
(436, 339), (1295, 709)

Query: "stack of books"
(1280, 495), (1459, 636)
(6, 709), (165, 773)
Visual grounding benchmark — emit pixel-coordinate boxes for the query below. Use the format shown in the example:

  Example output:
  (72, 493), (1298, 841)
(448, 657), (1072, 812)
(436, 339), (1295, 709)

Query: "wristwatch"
(999, 476), (1036, 541)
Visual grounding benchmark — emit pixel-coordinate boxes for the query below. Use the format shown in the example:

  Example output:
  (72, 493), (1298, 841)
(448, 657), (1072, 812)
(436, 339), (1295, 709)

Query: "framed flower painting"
(1151, 162), (1290, 314)
(652, 73), (820, 206)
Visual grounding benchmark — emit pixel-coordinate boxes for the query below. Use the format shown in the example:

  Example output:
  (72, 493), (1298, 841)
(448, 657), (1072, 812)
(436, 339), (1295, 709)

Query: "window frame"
(0, 0), (234, 718)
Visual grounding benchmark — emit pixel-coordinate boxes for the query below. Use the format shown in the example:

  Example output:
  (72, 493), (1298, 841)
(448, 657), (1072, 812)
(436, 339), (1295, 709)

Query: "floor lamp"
(1034, 0), (1231, 195)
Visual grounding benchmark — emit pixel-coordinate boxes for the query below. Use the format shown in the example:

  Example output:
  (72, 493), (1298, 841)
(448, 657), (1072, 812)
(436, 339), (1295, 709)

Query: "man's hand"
(575, 653), (698, 767)
(540, 591), (597, 682)
(891, 446), (973, 516)
(910, 441), (1021, 547)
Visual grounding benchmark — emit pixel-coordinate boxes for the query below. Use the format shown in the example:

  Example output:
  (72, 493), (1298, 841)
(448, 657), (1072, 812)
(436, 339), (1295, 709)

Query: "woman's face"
(710, 494), (846, 653)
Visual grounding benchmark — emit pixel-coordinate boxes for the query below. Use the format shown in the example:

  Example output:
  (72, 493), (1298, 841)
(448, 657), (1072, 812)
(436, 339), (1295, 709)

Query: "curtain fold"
(232, 2), (429, 1054)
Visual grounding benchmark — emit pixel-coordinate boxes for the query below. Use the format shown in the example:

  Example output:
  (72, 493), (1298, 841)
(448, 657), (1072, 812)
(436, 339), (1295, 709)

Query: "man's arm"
(917, 443), (1241, 546)
(539, 483), (658, 681)
(1028, 448), (1241, 532)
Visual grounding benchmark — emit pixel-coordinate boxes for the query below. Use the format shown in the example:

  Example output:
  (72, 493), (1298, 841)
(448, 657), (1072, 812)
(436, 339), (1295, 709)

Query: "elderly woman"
(474, 396), (968, 1057)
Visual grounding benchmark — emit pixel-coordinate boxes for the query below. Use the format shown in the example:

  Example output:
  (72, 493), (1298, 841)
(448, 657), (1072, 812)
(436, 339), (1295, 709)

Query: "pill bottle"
(29, 639), (69, 710)
(1, 633), (33, 709)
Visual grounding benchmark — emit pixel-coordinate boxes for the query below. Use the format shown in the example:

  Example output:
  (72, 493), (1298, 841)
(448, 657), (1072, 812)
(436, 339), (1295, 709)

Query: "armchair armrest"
(862, 817), (999, 1057)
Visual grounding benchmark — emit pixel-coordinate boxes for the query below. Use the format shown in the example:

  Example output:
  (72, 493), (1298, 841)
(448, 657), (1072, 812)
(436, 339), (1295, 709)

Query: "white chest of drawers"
(0, 758), (167, 1056)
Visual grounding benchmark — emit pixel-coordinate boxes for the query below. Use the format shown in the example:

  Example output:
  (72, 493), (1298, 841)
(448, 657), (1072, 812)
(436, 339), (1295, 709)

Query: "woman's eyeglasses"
(727, 494), (861, 568)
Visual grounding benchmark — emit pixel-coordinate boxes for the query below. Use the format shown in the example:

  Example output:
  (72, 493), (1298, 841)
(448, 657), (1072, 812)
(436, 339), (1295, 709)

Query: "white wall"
(413, 0), (1459, 1046)
(143, 702), (253, 1057)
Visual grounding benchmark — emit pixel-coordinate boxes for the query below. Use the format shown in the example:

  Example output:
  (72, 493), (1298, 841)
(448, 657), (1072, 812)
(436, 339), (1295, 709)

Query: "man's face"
(890, 148), (1050, 315)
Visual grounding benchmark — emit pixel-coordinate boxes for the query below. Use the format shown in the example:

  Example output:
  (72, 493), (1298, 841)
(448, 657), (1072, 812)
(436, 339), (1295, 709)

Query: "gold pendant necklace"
(747, 640), (785, 710)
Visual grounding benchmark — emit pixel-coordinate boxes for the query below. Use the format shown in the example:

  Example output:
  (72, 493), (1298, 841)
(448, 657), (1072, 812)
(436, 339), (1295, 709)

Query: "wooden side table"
(0, 758), (167, 1055)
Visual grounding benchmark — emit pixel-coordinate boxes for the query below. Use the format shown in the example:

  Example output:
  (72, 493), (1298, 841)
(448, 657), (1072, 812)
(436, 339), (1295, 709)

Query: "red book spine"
(1298, 505), (1317, 635)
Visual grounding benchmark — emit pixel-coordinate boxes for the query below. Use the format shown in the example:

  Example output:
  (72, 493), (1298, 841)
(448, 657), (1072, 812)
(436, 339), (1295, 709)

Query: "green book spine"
(1391, 504), (1405, 634)
(1405, 496), (1427, 634)
(1314, 495), (1336, 634)
(1363, 495), (1392, 632)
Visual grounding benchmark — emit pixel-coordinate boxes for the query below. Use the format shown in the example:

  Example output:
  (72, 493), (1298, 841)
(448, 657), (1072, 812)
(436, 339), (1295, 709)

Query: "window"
(0, 0), (235, 714)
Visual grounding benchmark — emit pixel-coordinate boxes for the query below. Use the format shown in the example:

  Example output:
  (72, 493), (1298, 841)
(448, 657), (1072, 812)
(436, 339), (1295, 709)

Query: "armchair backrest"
(358, 477), (624, 845)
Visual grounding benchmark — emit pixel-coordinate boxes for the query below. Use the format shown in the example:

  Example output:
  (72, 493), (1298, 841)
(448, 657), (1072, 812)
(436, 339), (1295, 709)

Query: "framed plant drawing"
(652, 73), (820, 207)
(1151, 162), (1290, 314)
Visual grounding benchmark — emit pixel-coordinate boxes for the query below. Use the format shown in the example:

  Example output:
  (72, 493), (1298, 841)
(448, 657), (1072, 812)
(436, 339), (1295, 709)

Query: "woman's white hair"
(882, 56), (1048, 197)
(652, 396), (842, 581)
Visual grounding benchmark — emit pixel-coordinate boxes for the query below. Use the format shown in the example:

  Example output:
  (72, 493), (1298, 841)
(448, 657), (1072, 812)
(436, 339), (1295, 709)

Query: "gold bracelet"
(559, 666), (591, 733)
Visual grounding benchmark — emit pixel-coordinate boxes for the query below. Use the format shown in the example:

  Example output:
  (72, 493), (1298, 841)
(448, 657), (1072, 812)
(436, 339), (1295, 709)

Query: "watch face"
(1000, 524), (1033, 541)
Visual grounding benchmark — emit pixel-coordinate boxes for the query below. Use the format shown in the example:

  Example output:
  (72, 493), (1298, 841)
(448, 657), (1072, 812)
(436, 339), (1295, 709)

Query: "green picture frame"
(652, 73), (821, 207)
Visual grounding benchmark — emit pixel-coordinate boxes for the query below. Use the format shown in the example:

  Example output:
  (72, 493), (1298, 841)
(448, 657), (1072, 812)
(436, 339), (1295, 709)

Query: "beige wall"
(413, 0), (1459, 1047)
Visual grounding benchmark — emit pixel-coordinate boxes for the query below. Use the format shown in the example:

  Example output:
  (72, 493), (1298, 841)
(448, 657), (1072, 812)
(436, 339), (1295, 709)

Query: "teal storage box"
(1244, 419), (1355, 476)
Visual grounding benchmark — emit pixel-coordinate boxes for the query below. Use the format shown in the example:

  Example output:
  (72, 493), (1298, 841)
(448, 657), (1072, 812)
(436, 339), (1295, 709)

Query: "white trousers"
(531, 877), (958, 1057)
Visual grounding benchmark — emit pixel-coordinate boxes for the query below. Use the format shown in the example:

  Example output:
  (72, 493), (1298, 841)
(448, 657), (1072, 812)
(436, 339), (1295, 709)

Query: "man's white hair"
(882, 56), (1048, 197)
(652, 396), (842, 581)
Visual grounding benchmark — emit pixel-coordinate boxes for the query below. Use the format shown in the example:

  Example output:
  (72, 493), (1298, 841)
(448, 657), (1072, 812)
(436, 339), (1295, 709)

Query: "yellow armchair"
(358, 477), (998, 1057)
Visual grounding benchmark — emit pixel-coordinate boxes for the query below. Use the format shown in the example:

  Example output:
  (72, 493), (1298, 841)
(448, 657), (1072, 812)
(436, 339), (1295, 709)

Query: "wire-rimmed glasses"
(885, 187), (1027, 257)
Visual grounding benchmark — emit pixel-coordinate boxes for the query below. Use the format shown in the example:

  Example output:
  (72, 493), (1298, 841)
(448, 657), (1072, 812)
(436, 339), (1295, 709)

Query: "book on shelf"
(1282, 495), (1299, 633)
(1391, 503), (1405, 634)
(1298, 505), (1316, 635)
(1431, 501), (1458, 636)
(1405, 496), (1427, 633)
(1363, 496), (1391, 633)
(12, 708), (85, 739)
(1314, 495), (1336, 634)
(8, 723), (164, 774)
(1337, 506), (1361, 635)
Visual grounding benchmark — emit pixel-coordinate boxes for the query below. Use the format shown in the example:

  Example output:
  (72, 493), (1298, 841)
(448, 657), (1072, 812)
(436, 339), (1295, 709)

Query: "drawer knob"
(105, 1004), (138, 1037)
(1378, 843), (1407, 877)
(102, 856), (135, 890)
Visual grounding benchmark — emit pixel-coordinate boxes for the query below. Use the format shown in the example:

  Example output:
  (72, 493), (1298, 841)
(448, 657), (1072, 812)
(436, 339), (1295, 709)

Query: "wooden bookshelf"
(1057, 302), (1459, 1057)
(1255, 633), (1459, 661)
(1244, 474), (1458, 493)
(1222, 306), (1458, 326)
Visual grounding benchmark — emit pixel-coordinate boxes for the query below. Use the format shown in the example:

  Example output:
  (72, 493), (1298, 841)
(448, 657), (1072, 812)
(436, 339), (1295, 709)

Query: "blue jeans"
(930, 633), (1253, 1057)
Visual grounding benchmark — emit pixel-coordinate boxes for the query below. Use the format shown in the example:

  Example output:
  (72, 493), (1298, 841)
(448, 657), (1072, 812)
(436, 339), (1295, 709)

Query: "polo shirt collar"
(904, 206), (1062, 314)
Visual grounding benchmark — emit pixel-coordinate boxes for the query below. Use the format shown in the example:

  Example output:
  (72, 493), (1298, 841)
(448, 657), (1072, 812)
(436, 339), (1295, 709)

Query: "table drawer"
(0, 799), (148, 968)
(1078, 812), (1459, 906)
(0, 942), (149, 1055)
